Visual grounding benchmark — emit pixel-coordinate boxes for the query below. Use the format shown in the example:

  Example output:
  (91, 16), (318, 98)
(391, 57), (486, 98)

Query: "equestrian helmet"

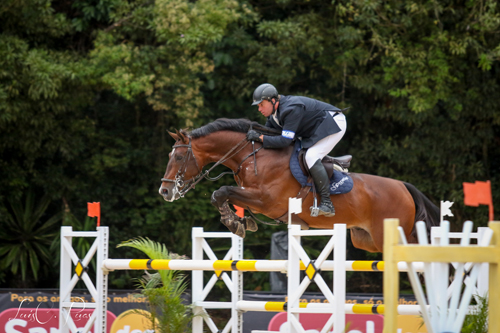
(251, 83), (279, 106)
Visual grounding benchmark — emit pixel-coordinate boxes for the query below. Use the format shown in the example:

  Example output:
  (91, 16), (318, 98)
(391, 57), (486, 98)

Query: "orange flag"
(234, 205), (245, 218)
(87, 202), (101, 227)
(463, 181), (494, 221)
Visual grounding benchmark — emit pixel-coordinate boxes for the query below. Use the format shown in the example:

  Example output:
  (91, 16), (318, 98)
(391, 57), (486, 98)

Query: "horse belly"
(301, 174), (415, 252)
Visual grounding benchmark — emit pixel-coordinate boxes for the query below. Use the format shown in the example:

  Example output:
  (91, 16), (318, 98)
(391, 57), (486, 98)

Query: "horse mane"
(185, 118), (281, 138)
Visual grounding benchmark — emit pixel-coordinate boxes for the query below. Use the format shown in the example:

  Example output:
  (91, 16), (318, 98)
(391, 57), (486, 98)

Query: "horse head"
(159, 129), (202, 202)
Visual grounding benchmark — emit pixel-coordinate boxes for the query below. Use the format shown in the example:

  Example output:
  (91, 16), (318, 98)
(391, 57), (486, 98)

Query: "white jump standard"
(59, 214), (499, 332)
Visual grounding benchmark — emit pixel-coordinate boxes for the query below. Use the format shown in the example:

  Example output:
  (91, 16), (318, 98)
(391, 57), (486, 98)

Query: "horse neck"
(192, 131), (247, 170)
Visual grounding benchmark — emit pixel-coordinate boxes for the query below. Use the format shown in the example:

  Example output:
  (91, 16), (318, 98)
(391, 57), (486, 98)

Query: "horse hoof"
(243, 217), (258, 232)
(235, 222), (246, 238)
(222, 220), (238, 234)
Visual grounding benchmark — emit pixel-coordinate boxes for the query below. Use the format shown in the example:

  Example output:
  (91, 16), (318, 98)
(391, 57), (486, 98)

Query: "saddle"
(297, 149), (352, 179)
(288, 140), (354, 196)
(274, 142), (354, 225)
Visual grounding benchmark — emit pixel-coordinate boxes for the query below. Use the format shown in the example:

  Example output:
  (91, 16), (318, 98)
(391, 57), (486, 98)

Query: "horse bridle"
(160, 138), (202, 198)
(161, 136), (257, 198)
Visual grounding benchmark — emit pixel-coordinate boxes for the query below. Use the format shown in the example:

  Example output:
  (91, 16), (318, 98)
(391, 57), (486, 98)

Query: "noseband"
(161, 136), (256, 198)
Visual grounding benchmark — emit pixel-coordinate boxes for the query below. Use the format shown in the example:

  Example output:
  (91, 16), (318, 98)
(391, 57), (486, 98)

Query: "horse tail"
(403, 182), (440, 241)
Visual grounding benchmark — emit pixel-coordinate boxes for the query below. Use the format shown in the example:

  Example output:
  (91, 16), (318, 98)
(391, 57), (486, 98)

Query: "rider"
(247, 83), (347, 217)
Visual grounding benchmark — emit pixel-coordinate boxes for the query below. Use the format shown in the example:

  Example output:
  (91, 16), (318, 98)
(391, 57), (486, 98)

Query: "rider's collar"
(272, 110), (281, 127)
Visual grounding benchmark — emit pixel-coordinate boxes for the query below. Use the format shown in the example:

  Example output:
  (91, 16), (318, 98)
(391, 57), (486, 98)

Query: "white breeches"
(305, 112), (347, 169)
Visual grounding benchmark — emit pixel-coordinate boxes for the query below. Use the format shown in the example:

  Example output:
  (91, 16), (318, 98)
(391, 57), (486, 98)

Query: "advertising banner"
(0, 290), (426, 333)
(0, 289), (151, 333)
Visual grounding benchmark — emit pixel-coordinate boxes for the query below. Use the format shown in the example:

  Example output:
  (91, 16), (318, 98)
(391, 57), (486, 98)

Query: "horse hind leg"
(350, 227), (380, 253)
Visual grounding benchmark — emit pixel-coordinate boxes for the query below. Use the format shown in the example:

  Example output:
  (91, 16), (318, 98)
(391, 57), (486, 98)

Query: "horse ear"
(168, 130), (180, 141)
(178, 130), (189, 143)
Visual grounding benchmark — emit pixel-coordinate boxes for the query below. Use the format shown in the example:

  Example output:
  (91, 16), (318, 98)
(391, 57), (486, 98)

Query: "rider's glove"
(246, 130), (262, 142)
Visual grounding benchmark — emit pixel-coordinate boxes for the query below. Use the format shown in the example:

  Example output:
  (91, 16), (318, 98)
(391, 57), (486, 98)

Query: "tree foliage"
(0, 0), (499, 289)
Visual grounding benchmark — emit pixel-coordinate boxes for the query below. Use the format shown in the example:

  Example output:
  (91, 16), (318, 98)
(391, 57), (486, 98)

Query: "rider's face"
(257, 99), (278, 118)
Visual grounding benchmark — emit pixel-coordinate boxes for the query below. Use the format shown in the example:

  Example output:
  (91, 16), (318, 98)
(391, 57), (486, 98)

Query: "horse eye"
(176, 155), (183, 161)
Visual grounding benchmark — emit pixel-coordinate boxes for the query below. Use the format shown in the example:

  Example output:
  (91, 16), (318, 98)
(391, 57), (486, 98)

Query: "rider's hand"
(246, 130), (262, 142)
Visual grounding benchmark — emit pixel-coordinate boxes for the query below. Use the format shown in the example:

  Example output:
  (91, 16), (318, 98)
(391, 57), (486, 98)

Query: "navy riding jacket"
(263, 95), (341, 149)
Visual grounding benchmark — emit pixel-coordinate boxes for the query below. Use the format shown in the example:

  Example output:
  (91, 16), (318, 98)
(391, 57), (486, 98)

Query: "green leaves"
(118, 238), (193, 333)
(0, 189), (62, 283)
(86, 0), (242, 127)
(155, 0), (240, 47)
(1, 0), (71, 38)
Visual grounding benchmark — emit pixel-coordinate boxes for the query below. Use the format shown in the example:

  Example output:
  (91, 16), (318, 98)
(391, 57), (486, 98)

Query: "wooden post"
(488, 221), (500, 332)
(383, 218), (400, 333)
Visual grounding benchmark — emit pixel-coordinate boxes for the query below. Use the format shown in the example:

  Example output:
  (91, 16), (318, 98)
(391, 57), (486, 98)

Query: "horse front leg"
(211, 186), (260, 238)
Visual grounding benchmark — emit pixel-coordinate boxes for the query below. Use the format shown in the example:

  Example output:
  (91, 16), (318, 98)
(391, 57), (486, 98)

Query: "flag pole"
(487, 180), (494, 221)
(440, 201), (443, 225)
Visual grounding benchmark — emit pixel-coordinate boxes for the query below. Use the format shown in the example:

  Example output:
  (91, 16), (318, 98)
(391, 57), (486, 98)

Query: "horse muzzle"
(158, 185), (181, 202)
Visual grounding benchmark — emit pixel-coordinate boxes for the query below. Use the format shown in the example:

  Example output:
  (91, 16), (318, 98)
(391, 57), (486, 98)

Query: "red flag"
(234, 205), (244, 218)
(87, 202), (101, 227)
(463, 181), (494, 221)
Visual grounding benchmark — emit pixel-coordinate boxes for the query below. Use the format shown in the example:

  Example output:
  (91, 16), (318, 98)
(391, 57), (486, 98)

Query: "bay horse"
(159, 118), (439, 253)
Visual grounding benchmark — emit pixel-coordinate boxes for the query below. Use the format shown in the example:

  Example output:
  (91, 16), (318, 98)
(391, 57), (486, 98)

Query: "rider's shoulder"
(280, 95), (306, 108)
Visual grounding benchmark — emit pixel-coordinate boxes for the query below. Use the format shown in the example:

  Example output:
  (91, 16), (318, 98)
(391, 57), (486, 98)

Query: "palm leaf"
(36, 211), (63, 234)
(118, 237), (178, 285)
(0, 188), (62, 284)
(118, 238), (194, 333)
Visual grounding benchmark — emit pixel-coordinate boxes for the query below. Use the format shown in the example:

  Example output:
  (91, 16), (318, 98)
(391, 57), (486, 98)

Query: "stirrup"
(310, 197), (335, 217)
(310, 197), (320, 217)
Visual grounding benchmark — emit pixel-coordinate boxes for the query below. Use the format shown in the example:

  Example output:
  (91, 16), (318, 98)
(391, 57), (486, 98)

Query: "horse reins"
(161, 136), (258, 198)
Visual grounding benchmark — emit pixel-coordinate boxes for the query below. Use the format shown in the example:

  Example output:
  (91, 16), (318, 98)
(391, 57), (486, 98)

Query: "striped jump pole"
(102, 258), (425, 272)
(236, 300), (424, 316)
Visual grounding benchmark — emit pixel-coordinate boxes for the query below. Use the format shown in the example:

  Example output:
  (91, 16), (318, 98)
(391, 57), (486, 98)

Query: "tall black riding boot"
(309, 159), (335, 217)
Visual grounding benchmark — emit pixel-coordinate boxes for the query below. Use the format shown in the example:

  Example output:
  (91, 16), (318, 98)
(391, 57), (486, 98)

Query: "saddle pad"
(290, 141), (354, 195)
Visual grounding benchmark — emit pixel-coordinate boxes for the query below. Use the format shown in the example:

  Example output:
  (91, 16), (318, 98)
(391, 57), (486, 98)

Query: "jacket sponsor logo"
(282, 130), (295, 139)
